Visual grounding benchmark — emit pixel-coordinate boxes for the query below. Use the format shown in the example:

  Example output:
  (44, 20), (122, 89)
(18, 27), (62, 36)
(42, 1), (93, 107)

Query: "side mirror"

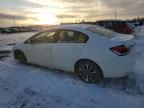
(24, 39), (31, 44)
(29, 39), (36, 44)
(28, 39), (31, 44)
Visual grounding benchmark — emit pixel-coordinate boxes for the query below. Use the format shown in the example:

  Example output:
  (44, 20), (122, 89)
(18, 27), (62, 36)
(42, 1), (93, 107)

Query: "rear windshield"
(87, 26), (116, 38)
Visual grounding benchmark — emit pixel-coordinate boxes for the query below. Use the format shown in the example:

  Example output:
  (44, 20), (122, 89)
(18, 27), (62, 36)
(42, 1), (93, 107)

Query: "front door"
(26, 30), (57, 67)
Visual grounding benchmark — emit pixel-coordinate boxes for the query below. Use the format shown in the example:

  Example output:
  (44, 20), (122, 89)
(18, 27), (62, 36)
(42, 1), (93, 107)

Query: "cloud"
(58, 0), (96, 4)
(56, 14), (77, 19)
(0, 0), (144, 26)
(0, 0), (45, 9)
(57, 0), (144, 18)
(100, 0), (144, 17)
(0, 13), (36, 20)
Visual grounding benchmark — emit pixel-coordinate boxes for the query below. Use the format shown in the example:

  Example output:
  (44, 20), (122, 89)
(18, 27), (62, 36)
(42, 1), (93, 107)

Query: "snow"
(0, 28), (144, 108)
(0, 32), (36, 46)
(0, 32), (36, 52)
(0, 58), (144, 108)
(133, 25), (144, 37)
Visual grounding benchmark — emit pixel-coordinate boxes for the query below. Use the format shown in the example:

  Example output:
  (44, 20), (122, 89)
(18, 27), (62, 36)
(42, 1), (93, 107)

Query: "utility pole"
(59, 16), (63, 24)
(115, 11), (117, 21)
(13, 16), (16, 26)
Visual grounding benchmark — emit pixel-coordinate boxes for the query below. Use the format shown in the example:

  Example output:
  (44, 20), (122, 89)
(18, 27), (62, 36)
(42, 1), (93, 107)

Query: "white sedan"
(13, 24), (136, 83)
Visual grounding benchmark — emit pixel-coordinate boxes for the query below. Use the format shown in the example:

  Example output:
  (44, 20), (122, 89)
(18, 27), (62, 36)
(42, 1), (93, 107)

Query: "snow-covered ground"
(0, 32), (36, 52)
(133, 25), (144, 37)
(0, 29), (144, 108)
(0, 32), (36, 46)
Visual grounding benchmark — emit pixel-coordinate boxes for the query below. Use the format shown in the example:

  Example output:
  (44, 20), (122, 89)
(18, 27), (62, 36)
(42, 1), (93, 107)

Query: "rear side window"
(57, 30), (88, 43)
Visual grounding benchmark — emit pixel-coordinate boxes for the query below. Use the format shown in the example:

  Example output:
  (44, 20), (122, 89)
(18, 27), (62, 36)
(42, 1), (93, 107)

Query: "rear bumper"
(100, 55), (136, 78)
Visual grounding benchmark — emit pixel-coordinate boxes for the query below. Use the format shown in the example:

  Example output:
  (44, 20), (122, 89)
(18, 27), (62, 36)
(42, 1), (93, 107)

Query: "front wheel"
(14, 51), (27, 63)
(75, 60), (103, 83)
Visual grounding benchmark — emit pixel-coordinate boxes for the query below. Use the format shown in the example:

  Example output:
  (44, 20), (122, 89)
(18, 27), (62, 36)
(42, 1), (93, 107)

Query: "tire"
(75, 60), (103, 83)
(14, 51), (27, 63)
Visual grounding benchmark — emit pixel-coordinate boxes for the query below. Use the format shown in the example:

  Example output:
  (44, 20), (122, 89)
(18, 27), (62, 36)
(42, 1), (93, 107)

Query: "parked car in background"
(0, 26), (42, 33)
(13, 24), (136, 83)
(96, 20), (132, 34)
(0, 28), (12, 33)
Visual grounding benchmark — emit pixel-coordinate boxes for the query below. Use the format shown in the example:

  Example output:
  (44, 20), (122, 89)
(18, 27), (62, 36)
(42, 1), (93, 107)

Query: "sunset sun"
(36, 12), (58, 25)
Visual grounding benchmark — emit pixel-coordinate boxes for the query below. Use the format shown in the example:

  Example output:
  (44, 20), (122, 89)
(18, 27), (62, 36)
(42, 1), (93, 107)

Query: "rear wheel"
(14, 51), (27, 63)
(75, 60), (103, 83)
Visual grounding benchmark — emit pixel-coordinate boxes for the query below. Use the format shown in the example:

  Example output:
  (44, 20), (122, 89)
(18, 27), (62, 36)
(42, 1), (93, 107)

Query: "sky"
(0, 0), (144, 26)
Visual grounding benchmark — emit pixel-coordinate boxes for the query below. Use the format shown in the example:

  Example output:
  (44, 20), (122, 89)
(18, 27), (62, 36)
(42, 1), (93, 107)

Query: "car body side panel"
(13, 43), (29, 61)
(52, 43), (86, 71)
(71, 35), (136, 77)
(25, 43), (53, 67)
(13, 43), (53, 67)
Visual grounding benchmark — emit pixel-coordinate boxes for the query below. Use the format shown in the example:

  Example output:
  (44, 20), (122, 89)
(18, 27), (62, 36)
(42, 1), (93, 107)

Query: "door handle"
(44, 47), (51, 50)
(72, 47), (80, 51)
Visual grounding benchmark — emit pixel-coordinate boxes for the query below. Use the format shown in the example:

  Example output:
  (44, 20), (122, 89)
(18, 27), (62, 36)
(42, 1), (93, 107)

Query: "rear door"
(52, 29), (88, 71)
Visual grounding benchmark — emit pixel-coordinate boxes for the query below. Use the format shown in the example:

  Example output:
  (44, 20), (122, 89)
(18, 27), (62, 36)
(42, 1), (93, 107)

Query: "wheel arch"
(74, 59), (104, 77)
(14, 49), (25, 59)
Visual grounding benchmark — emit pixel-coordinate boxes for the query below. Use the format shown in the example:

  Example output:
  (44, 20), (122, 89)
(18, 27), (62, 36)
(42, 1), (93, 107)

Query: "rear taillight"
(110, 45), (130, 56)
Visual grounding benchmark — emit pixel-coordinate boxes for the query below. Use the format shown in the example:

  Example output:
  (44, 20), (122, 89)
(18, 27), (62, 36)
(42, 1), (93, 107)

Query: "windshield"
(87, 26), (117, 38)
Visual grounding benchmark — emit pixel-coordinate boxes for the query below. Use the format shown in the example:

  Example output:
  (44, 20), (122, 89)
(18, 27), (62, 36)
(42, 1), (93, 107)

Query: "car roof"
(50, 24), (100, 30)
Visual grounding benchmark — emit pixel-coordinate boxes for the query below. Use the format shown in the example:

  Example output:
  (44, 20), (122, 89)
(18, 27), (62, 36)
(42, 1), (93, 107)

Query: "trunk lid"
(111, 33), (134, 41)
(110, 33), (135, 48)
